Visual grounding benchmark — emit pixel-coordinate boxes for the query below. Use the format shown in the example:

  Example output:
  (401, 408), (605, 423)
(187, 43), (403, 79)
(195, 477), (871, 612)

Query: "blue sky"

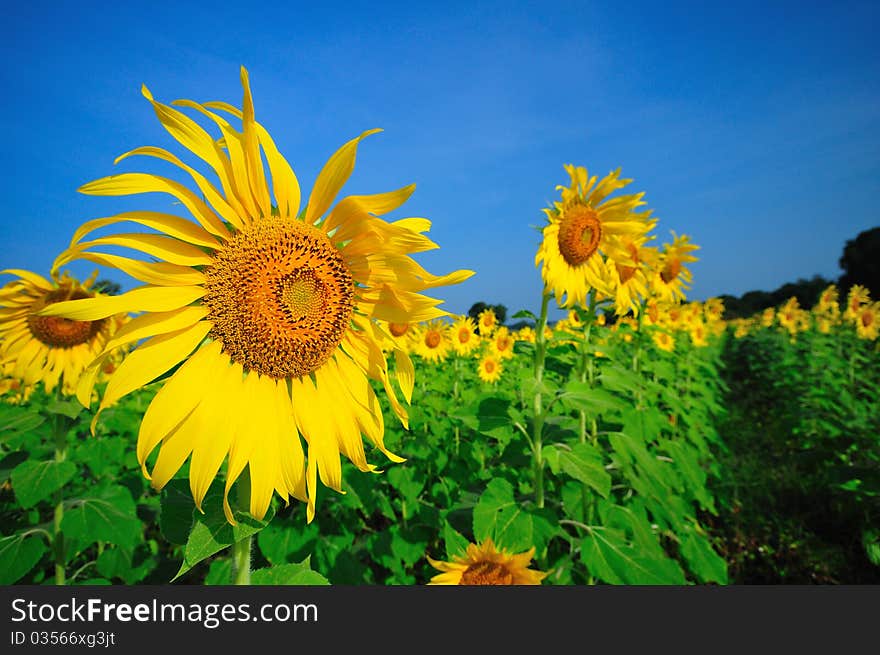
(2, 1), (878, 320)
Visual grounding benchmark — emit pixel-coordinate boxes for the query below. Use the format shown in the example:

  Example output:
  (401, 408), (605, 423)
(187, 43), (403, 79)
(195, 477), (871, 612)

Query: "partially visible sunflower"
(379, 320), (416, 354)
(41, 67), (473, 524)
(607, 233), (658, 317)
(450, 315), (479, 356)
(845, 284), (871, 321)
(490, 326), (516, 360)
(536, 165), (652, 308)
(414, 319), (452, 363)
(0, 269), (125, 396)
(652, 330), (675, 352)
(427, 538), (546, 585)
(855, 302), (879, 340)
(477, 353), (503, 384)
(477, 307), (497, 336)
(650, 233), (699, 303)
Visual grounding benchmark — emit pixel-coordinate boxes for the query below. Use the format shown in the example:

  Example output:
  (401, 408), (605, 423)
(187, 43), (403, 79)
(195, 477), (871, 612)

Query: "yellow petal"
(38, 285), (205, 320)
(254, 122), (300, 219)
(70, 211), (220, 250)
(305, 129), (382, 224)
(73, 233), (214, 267)
(0, 269), (53, 291)
(115, 146), (245, 231)
(79, 172), (230, 240)
(239, 66), (272, 219)
(60, 250), (205, 287)
(97, 320), (212, 422)
(137, 341), (222, 477)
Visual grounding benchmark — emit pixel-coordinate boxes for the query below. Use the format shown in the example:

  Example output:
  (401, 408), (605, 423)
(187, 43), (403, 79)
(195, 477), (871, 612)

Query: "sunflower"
(652, 330), (675, 352)
(845, 284), (871, 321)
(477, 307), (497, 336)
(0, 269), (125, 396)
(377, 320), (415, 354)
(490, 326), (516, 360)
(607, 233), (658, 317)
(815, 284), (840, 317)
(42, 67), (473, 524)
(477, 353), (503, 384)
(535, 165), (652, 308)
(855, 302), (879, 340)
(427, 538), (546, 585)
(650, 232), (699, 303)
(413, 319), (452, 363)
(689, 320), (708, 347)
(450, 315), (479, 356)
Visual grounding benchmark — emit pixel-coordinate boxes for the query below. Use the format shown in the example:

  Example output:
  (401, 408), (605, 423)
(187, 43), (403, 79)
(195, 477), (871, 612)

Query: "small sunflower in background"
(844, 284), (871, 321)
(42, 67), (473, 524)
(689, 320), (708, 347)
(0, 269), (125, 397)
(414, 319), (452, 363)
(535, 164), (652, 308)
(477, 307), (498, 336)
(427, 538), (546, 585)
(652, 330), (675, 352)
(607, 232), (657, 317)
(490, 326), (516, 360)
(650, 232), (699, 303)
(477, 353), (503, 384)
(855, 302), (879, 340)
(450, 315), (480, 356)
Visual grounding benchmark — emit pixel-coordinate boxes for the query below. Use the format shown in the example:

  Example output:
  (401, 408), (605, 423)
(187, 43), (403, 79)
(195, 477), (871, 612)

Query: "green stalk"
(230, 469), (252, 585)
(232, 536), (252, 585)
(52, 389), (67, 586)
(532, 292), (551, 509)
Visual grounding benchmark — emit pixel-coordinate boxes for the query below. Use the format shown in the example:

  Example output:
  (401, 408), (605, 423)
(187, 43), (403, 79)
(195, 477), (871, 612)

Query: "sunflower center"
(425, 330), (442, 349)
(484, 360), (496, 374)
(389, 322), (410, 337)
(557, 205), (602, 266)
(460, 561), (513, 585)
(660, 258), (682, 284)
(458, 327), (471, 343)
(27, 288), (106, 348)
(862, 311), (874, 328)
(496, 335), (512, 351)
(204, 218), (354, 379)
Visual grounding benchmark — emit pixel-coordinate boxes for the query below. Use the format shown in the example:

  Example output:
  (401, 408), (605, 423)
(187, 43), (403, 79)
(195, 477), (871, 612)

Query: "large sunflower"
(0, 269), (124, 396)
(535, 165), (652, 308)
(42, 67), (473, 524)
(427, 538), (546, 585)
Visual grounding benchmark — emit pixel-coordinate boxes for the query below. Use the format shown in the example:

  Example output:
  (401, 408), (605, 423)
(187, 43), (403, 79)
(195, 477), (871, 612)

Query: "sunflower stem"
(532, 292), (551, 509)
(51, 387), (67, 586)
(231, 469), (252, 585)
(232, 536), (252, 585)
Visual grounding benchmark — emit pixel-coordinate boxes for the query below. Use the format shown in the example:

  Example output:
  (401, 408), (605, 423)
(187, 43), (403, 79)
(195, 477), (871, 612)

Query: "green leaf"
(599, 365), (642, 395)
(544, 442), (611, 498)
(0, 533), (47, 584)
(159, 480), (196, 546)
(681, 532), (728, 584)
(73, 436), (129, 478)
(251, 559), (330, 585)
(11, 459), (77, 508)
(0, 451), (28, 484)
(581, 528), (687, 585)
(61, 484), (142, 549)
(512, 309), (537, 320)
(472, 478), (533, 553)
(174, 485), (275, 580)
(443, 521), (469, 560)
(205, 558), (232, 585)
(45, 398), (84, 420)
(0, 404), (45, 441)
(257, 521), (319, 566)
(559, 381), (626, 416)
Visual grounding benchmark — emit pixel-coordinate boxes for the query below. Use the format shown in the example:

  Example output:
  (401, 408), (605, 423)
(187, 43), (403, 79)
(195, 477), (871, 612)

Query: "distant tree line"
(720, 226), (879, 319)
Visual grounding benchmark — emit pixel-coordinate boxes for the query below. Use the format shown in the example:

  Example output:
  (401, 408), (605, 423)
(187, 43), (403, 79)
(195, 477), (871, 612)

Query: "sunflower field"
(1, 70), (878, 587)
